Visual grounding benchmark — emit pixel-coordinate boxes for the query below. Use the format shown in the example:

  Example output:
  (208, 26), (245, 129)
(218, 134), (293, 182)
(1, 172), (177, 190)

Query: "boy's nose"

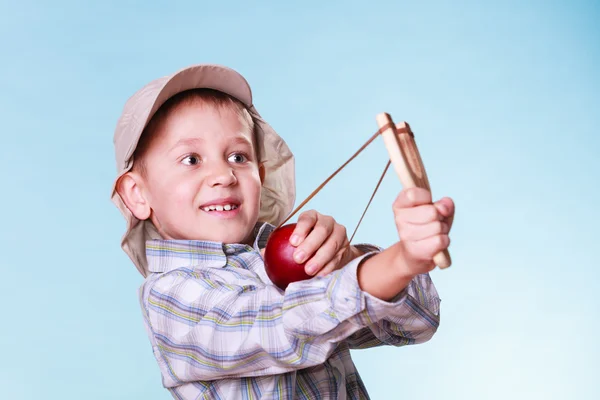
(207, 163), (237, 187)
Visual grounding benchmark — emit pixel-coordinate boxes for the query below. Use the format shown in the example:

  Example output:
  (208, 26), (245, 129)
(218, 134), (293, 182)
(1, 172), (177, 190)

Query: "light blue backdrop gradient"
(1, 1), (598, 399)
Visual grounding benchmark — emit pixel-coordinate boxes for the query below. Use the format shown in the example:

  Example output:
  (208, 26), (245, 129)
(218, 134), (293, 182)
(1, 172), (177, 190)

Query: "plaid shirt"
(139, 223), (441, 399)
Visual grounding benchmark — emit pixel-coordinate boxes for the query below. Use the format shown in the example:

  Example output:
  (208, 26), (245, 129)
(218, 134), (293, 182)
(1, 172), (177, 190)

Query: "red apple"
(263, 223), (311, 290)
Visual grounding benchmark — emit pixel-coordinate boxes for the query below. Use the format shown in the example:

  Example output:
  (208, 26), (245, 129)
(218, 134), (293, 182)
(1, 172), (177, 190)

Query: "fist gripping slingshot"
(264, 113), (452, 289)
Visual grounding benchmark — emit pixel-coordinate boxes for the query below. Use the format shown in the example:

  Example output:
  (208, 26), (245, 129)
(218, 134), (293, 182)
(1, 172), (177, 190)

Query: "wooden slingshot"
(272, 112), (451, 272)
(376, 113), (451, 269)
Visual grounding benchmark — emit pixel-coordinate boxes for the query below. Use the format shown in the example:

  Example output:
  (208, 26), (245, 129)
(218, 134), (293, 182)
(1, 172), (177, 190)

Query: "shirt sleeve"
(344, 272), (441, 349)
(140, 251), (439, 386)
(342, 244), (442, 350)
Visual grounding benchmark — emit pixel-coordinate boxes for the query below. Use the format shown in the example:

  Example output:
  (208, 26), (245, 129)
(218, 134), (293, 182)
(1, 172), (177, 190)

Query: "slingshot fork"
(376, 113), (451, 269)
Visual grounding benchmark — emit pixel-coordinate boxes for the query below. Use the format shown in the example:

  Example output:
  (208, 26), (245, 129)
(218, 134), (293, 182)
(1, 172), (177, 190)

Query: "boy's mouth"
(199, 197), (241, 213)
(201, 204), (239, 212)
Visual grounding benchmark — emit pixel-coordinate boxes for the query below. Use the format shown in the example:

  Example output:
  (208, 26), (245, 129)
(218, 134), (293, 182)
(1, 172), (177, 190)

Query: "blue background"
(1, 0), (598, 399)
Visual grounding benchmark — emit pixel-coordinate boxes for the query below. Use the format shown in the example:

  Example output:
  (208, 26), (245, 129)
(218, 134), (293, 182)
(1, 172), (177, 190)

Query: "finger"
(315, 252), (345, 277)
(303, 226), (348, 275)
(316, 244), (358, 277)
(395, 204), (441, 224)
(434, 197), (455, 230)
(397, 220), (450, 241)
(434, 197), (454, 218)
(405, 234), (451, 261)
(293, 215), (335, 264)
(393, 187), (433, 210)
(300, 221), (344, 271)
(290, 210), (318, 246)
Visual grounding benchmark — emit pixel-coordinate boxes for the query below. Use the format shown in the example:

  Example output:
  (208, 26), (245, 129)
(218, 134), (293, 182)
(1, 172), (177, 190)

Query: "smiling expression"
(134, 99), (263, 245)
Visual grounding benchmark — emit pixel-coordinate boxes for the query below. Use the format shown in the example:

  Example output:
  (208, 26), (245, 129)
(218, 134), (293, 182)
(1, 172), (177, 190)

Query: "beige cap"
(110, 64), (295, 277)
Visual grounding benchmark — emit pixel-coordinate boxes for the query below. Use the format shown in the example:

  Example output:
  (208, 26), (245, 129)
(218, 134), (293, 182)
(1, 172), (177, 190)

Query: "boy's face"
(128, 101), (263, 244)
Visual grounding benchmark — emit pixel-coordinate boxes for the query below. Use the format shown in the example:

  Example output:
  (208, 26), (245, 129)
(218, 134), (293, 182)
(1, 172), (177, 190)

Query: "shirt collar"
(146, 222), (275, 273)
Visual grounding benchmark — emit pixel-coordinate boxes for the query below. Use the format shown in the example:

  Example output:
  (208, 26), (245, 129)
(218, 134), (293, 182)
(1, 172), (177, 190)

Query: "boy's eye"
(228, 153), (248, 163)
(182, 155), (201, 165)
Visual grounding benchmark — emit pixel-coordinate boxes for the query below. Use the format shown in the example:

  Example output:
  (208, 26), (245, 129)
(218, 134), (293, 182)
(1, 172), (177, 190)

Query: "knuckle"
(313, 224), (328, 236)
(422, 189), (433, 203)
(293, 221), (307, 231)
(321, 239), (339, 256)
(301, 209), (317, 221)
(402, 189), (414, 204)
(331, 238), (341, 253)
(326, 215), (335, 226)
(295, 217), (309, 228)
(334, 223), (347, 237)
(435, 234), (449, 249)
(296, 245), (310, 258)
(435, 221), (444, 234)
(441, 222), (449, 233)
(398, 228), (411, 241)
(433, 235), (444, 247)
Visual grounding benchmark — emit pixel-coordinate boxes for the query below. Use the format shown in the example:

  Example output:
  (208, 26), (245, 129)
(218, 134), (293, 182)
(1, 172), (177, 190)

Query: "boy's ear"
(258, 163), (266, 184)
(115, 172), (152, 220)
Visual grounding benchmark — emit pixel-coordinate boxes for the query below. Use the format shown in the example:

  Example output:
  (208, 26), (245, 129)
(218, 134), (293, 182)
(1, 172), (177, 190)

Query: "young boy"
(110, 64), (454, 399)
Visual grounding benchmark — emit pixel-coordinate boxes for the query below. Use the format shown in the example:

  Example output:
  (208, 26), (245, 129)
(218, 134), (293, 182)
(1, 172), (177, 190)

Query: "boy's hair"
(132, 88), (258, 177)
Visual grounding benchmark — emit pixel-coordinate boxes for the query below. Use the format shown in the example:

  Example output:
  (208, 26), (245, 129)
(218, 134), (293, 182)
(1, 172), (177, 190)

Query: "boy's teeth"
(202, 204), (237, 212)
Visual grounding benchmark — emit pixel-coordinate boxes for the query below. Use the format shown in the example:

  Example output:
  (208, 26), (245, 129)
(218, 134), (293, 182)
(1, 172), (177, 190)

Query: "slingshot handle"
(376, 113), (451, 269)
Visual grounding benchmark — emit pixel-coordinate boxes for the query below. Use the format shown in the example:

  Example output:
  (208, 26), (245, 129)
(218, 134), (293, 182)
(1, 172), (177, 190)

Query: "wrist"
(390, 242), (419, 282)
(356, 242), (416, 301)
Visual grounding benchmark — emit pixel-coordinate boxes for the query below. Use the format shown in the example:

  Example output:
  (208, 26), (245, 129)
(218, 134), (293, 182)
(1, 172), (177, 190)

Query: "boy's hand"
(393, 187), (455, 276)
(290, 210), (361, 277)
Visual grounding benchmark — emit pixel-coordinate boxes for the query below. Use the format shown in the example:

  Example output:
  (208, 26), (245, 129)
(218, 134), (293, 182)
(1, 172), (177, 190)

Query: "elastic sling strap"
(277, 122), (407, 242)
